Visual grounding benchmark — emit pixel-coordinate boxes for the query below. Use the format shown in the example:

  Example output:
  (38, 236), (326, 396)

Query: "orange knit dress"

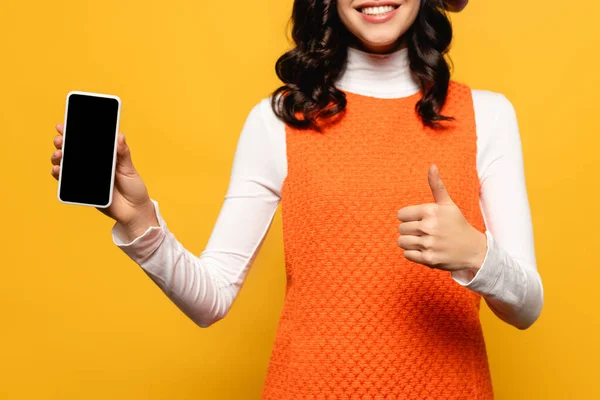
(261, 81), (494, 399)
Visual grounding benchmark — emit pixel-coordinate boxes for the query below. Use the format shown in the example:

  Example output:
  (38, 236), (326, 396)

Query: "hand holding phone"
(51, 91), (158, 237)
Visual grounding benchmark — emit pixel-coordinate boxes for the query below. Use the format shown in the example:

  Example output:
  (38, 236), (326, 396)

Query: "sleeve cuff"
(111, 199), (168, 263)
(451, 230), (503, 295)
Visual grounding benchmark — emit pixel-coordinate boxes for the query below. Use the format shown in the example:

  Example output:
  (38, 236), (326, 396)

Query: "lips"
(354, 1), (401, 23)
(354, 1), (401, 13)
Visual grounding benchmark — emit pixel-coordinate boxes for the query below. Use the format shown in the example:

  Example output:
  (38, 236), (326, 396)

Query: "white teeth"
(360, 5), (396, 15)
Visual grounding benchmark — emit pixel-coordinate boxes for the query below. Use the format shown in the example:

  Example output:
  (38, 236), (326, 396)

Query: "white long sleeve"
(111, 103), (281, 328)
(451, 90), (544, 329)
(112, 46), (543, 330)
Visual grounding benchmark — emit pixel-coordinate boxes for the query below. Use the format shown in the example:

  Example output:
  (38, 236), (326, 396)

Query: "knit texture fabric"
(262, 81), (494, 399)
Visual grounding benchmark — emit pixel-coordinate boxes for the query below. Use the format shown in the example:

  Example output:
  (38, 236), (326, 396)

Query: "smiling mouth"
(357, 5), (400, 16)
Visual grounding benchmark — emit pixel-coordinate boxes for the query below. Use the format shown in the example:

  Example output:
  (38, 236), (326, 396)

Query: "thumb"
(116, 133), (137, 175)
(428, 164), (453, 204)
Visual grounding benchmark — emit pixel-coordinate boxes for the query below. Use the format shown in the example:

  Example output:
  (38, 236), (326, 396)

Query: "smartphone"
(57, 91), (121, 208)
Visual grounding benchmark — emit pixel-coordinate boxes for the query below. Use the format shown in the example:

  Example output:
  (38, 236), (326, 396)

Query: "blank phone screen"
(59, 94), (120, 207)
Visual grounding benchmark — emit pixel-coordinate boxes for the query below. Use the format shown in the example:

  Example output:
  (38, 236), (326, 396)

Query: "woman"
(50, 0), (544, 398)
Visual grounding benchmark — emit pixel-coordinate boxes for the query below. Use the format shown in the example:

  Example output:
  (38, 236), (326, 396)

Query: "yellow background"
(1, 0), (597, 398)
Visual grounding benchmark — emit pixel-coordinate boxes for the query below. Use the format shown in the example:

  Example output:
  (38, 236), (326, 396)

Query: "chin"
(337, 0), (419, 53)
(356, 32), (404, 52)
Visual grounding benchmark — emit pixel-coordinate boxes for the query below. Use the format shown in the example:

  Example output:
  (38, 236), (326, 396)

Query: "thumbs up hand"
(397, 164), (488, 273)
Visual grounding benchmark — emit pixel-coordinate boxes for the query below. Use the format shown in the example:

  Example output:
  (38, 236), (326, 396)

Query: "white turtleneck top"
(111, 46), (544, 330)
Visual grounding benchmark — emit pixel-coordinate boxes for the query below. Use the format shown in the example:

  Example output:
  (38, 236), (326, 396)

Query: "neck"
(334, 45), (421, 99)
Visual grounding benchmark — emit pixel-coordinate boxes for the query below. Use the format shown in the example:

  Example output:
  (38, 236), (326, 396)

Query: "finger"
(397, 234), (425, 250)
(397, 204), (427, 222)
(398, 221), (424, 235)
(116, 133), (137, 175)
(403, 249), (424, 264)
(56, 123), (64, 135)
(51, 149), (62, 166)
(53, 135), (63, 149)
(428, 164), (452, 205)
(51, 165), (60, 180)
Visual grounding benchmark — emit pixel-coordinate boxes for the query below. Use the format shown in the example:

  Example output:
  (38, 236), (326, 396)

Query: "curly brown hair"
(271, 0), (457, 131)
